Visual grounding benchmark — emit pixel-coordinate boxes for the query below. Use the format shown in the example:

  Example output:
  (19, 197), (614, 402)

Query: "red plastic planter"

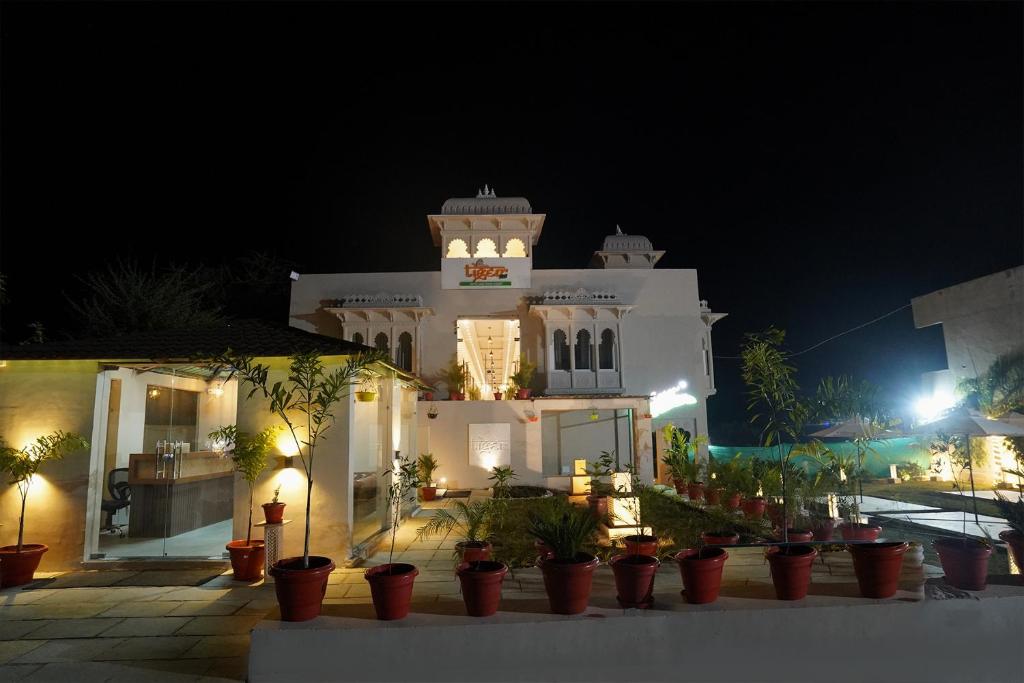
(687, 482), (705, 502)
(609, 554), (659, 608)
(701, 531), (739, 545)
(420, 486), (437, 502)
(456, 560), (508, 616)
(456, 540), (492, 564)
(741, 497), (767, 519)
(516, 389), (531, 399)
(262, 502), (286, 524)
(839, 523), (882, 541)
(538, 553), (599, 614)
(766, 545), (817, 600)
(535, 540), (555, 562)
(226, 540), (265, 581)
(0, 544), (48, 588)
(449, 392), (464, 401)
(999, 530), (1024, 573)
(673, 480), (687, 495)
(724, 492), (742, 510)
(849, 541), (908, 598)
(675, 547), (729, 604)
(933, 538), (992, 591)
(780, 529), (814, 543)
(270, 556), (335, 621)
(705, 487), (725, 505)
(586, 495), (609, 523)
(811, 519), (836, 542)
(365, 563), (419, 620)
(623, 534), (658, 556)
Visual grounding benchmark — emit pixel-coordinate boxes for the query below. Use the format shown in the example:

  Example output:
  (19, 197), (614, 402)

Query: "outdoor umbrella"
(810, 419), (905, 503)
(908, 408), (1024, 523)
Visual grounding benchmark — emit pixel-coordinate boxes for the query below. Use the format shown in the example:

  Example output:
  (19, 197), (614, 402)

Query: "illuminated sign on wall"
(468, 423), (511, 470)
(442, 258), (531, 289)
(649, 380), (698, 418)
(464, 261), (509, 286)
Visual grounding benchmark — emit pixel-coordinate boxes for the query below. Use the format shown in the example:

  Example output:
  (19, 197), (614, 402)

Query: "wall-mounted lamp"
(207, 383), (224, 397)
(279, 455), (296, 469)
(147, 388), (161, 400)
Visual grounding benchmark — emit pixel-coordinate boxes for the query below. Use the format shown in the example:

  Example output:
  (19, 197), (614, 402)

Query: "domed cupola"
(590, 225), (665, 269)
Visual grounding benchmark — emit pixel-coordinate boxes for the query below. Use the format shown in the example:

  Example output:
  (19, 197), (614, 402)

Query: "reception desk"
(127, 452), (234, 538)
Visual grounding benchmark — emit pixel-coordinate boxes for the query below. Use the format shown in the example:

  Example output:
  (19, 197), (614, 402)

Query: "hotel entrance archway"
(456, 318), (521, 399)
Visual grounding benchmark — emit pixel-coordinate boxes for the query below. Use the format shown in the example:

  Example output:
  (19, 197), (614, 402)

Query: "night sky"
(2, 2), (1022, 440)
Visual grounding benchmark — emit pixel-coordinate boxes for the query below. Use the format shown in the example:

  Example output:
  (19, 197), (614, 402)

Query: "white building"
(290, 189), (726, 490)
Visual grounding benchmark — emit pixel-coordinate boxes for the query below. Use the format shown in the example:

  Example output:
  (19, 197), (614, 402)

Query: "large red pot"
(999, 530), (1024, 573)
(270, 555), (335, 622)
(766, 545), (817, 600)
(623, 534), (658, 556)
(687, 482), (705, 502)
(538, 553), (599, 615)
(849, 541), (909, 598)
(742, 497), (767, 519)
(586, 495), (609, 523)
(673, 479), (687, 495)
(226, 540), (265, 581)
(450, 392), (465, 401)
(456, 560), (508, 616)
(420, 486), (437, 502)
(675, 547), (729, 604)
(494, 392), (503, 401)
(724, 492), (742, 510)
(0, 544), (48, 588)
(767, 503), (794, 530)
(779, 529), (814, 543)
(262, 502), (285, 524)
(811, 518), (836, 543)
(516, 388), (531, 400)
(933, 538), (992, 591)
(535, 540), (555, 562)
(456, 540), (492, 564)
(365, 562), (419, 620)
(609, 554), (659, 608)
(705, 487), (725, 506)
(839, 523), (882, 541)
(701, 531), (739, 546)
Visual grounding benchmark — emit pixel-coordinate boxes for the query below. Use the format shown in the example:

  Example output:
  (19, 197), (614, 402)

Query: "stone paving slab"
(98, 601), (184, 618)
(21, 618), (125, 640)
(175, 616), (262, 636)
(99, 616), (193, 637)
(167, 600), (248, 617)
(0, 621), (53, 641)
(0, 663), (42, 680)
(0, 640), (46, 664)
(11, 637), (124, 664)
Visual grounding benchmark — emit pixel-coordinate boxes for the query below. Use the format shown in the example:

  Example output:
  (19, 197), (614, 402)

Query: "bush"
(639, 487), (768, 551)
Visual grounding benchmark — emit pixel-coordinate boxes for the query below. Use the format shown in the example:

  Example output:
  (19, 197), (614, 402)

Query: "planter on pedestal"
(420, 486), (437, 502)
(262, 502), (286, 525)
(586, 495), (609, 523)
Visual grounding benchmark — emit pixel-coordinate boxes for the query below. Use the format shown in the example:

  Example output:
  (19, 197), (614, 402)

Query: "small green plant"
(993, 486), (1024, 535)
(417, 453), (439, 486)
(489, 465), (518, 498)
(509, 354), (537, 395)
(387, 454), (422, 569)
(209, 424), (281, 545)
(271, 486), (281, 504)
(467, 385), (482, 401)
(896, 461), (925, 482)
(528, 505), (598, 561)
(661, 424), (708, 483)
(442, 355), (468, 394)
(586, 451), (615, 496)
(0, 431), (89, 552)
(416, 500), (493, 546)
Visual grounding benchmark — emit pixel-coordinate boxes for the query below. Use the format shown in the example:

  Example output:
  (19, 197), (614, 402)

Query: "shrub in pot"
(766, 545), (818, 600)
(933, 537), (992, 591)
(529, 505), (600, 615)
(456, 560), (508, 616)
(675, 547), (729, 604)
(810, 518), (836, 542)
(209, 424), (281, 581)
(849, 541), (908, 598)
(993, 490), (1024, 574)
(509, 354), (536, 400)
(585, 451), (615, 523)
(779, 528), (814, 543)
(442, 354), (469, 401)
(488, 464), (518, 499)
(705, 486), (725, 506)
(417, 452), (439, 502)
(262, 486), (286, 524)
(701, 530), (740, 545)
(661, 425), (708, 498)
(416, 499), (494, 565)
(741, 497), (767, 519)
(0, 431), (88, 587)
(221, 350), (386, 621)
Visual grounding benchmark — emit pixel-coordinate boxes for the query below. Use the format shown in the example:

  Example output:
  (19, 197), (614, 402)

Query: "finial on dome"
(476, 184), (496, 198)
(615, 224), (624, 235)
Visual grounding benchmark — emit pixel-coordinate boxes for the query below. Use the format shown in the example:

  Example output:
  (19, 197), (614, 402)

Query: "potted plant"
(675, 543), (730, 604)
(220, 349), (386, 621)
(0, 431), (88, 587)
(609, 463), (660, 608)
(442, 355), (468, 400)
(797, 462), (838, 543)
(826, 450), (880, 541)
(262, 486), (286, 524)
(355, 371), (379, 402)
(209, 424), (280, 581)
(488, 465), (517, 499)
(765, 544), (818, 600)
(365, 454), (422, 619)
(417, 452), (439, 501)
(509, 353), (536, 399)
(932, 436), (992, 590)
(716, 454), (747, 510)
(993, 482), (1024, 573)
(661, 425), (707, 497)
(705, 457), (726, 505)
(529, 505), (599, 614)
(849, 541), (909, 598)
(493, 391), (503, 401)
(585, 451), (614, 522)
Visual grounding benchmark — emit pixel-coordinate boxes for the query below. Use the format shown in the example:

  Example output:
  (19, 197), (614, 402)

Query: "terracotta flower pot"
(269, 555), (335, 622)
(701, 531), (739, 545)
(766, 545), (817, 600)
(0, 544), (48, 588)
(420, 486), (437, 502)
(779, 529), (814, 543)
(494, 392), (503, 400)
(705, 487), (725, 505)
(724, 492), (742, 510)
(450, 392), (464, 401)
(623, 534), (658, 556)
(767, 503), (794, 530)
(226, 540), (265, 581)
(535, 540), (555, 562)
(839, 522), (882, 542)
(673, 480), (687, 495)
(741, 497), (767, 519)
(586, 495), (608, 523)
(811, 519), (836, 543)
(456, 560), (508, 616)
(999, 530), (1024, 573)
(365, 563), (419, 620)
(609, 554), (659, 608)
(262, 502), (285, 524)
(516, 388), (531, 400)
(456, 540), (492, 563)
(538, 553), (599, 614)
(675, 547), (729, 604)
(849, 541), (909, 599)
(933, 538), (992, 591)
(687, 482), (705, 502)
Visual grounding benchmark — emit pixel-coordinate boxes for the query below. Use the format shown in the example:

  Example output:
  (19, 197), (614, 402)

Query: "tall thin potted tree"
(0, 431), (89, 587)
(365, 453), (421, 619)
(219, 349), (386, 621)
(609, 462), (660, 608)
(209, 424), (280, 581)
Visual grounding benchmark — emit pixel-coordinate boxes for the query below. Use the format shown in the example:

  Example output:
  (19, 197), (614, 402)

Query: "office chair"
(100, 467), (131, 537)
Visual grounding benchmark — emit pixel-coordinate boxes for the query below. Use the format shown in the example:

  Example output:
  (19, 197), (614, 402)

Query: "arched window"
(446, 238), (470, 258)
(599, 329), (616, 370)
(396, 332), (413, 372)
(374, 332), (389, 353)
(502, 237), (526, 257)
(473, 238), (499, 257)
(553, 329), (570, 371)
(575, 329), (592, 370)
(351, 332), (364, 346)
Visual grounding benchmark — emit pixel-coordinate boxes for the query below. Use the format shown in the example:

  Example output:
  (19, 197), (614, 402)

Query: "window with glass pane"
(143, 385), (198, 450)
(553, 329), (570, 370)
(599, 329), (616, 369)
(374, 332), (389, 352)
(575, 329), (592, 370)
(397, 332), (413, 372)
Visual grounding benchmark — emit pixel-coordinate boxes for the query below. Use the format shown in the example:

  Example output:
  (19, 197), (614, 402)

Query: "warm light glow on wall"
(446, 238), (470, 258)
(473, 238), (499, 258)
(914, 390), (957, 423)
(276, 433), (300, 457)
(275, 466), (306, 502)
(502, 238), (526, 257)
(649, 380), (698, 417)
(574, 459), (588, 475)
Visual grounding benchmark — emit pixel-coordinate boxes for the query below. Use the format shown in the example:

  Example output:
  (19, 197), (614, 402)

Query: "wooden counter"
(127, 452), (235, 538)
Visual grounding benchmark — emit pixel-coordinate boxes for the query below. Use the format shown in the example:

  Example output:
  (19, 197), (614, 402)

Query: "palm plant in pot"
(218, 349), (386, 621)
(529, 504), (599, 614)
(509, 353), (536, 399)
(417, 452), (439, 501)
(609, 463), (660, 608)
(0, 431), (88, 587)
(209, 424), (280, 581)
(442, 355), (468, 400)
(585, 450), (615, 522)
